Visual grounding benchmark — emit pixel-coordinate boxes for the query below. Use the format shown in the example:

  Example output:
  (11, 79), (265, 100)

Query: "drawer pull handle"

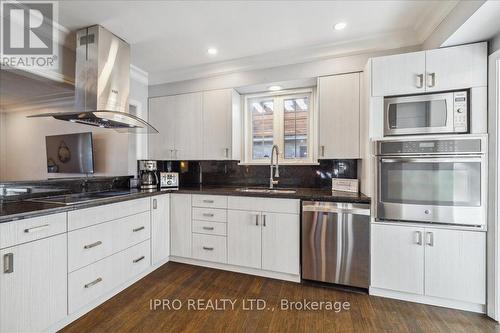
(133, 226), (145, 232)
(84, 277), (103, 288)
(203, 200), (214, 203)
(202, 226), (215, 231)
(133, 256), (145, 263)
(3, 253), (13, 274)
(24, 224), (49, 233)
(153, 199), (157, 209)
(84, 241), (102, 249)
(202, 213), (214, 217)
(202, 246), (214, 251)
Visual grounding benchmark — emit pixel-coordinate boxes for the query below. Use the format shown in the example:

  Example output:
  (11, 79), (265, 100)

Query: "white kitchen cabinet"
(151, 194), (170, 265)
(170, 194), (192, 258)
(148, 95), (176, 159)
(227, 210), (262, 269)
(174, 92), (203, 160)
(0, 234), (67, 333)
(318, 72), (361, 159)
(371, 223), (486, 307)
(425, 43), (487, 92)
(261, 212), (299, 275)
(371, 42), (487, 97)
(371, 51), (426, 97)
(202, 89), (241, 160)
(424, 228), (485, 304)
(371, 224), (425, 295)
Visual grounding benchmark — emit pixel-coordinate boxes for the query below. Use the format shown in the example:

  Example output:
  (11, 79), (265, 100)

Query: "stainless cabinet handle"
(153, 198), (157, 209)
(169, 149), (174, 159)
(203, 200), (214, 203)
(255, 214), (259, 226)
(414, 231), (422, 245)
(427, 72), (436, 88)
(224, 148), (229, 158)
(24, 224), (49, 233)
(133, 226), (145, 232)
(3, 253), (13, 273)
(416, 74), (424, 88)
(426, 232), (434, 246)
(202, 246), (214, 251)
(202, 226), (214, 231)
(84, 277), (103, 288)
(321, 145), (325, 157)
(262, 214), (266, 227)
(84, 241), (102, 249)
(133, 256), (145, 263)
(202, 213), (214, 217)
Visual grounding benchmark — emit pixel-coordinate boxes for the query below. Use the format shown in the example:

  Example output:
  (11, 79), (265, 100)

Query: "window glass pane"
(284, 97), (308, 159)
(251, 98), (274, 159)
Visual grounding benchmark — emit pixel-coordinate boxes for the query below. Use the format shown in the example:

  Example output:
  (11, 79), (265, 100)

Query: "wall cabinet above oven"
(371, 42), (487, 97)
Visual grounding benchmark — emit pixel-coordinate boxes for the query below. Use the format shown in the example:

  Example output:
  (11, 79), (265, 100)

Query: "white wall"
(0, 74), (149, 181)
(491, 32), (500, 54)
(149, 46), (420, 97)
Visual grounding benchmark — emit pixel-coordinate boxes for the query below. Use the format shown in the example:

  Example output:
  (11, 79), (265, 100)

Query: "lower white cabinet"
(151, 194), (170, 265)
(371, 223), (486, 306)
(170, 193), (192, 257)
(0, 234), (67, 333)
(192, 233), (227, 263)
(227, 207), (300, 275)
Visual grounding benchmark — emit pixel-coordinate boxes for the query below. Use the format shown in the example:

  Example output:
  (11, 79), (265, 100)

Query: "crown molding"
(130, 64), (149, 85)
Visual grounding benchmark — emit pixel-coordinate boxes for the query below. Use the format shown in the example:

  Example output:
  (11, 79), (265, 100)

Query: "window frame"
(241, 87), (317, 165)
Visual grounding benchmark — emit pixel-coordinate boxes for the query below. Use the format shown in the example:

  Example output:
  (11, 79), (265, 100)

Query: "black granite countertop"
(0, 186), (370, 223)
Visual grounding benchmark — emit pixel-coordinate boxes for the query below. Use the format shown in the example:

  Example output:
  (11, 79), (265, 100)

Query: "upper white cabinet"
(425, 43), (487, 92)
(149, 89), (241, 160)
(202, 89), (241, 160)
(371, 42), (487, 97)
(372, 51), (426, 97)
(371, 223), (486, 308)
(151, 194), (170, 265)
(1, 234), (67, 333)
(318, 72), (360, 159)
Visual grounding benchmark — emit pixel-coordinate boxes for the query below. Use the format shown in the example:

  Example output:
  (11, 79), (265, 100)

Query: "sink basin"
(236, 187), (296, 194)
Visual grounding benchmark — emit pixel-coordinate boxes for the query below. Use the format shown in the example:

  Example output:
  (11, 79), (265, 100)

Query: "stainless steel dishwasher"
(301, 201), (370, 289)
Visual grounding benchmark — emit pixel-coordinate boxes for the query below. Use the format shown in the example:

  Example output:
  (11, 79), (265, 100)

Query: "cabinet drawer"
(68, 212), (150, 272)
(68, 197), (150, 230)
(68, 252), (115, 314)
(192, 233), (227, 263)
(192, 207), (227, 222)
(192, 195), (227, 209)
(228, 196), (299, 214)
(192, 220), (227, 236)
(68, 240), (150, 314)
(0, 213), (66, 249)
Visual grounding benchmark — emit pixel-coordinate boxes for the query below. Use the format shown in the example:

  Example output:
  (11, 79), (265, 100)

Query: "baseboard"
(369, 287), (486, 314)
(44, 263), (167, 333)
(170, 256), (301, 283)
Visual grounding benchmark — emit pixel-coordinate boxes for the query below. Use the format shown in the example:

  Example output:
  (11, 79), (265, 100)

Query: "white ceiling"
(56, 1), (457, 84)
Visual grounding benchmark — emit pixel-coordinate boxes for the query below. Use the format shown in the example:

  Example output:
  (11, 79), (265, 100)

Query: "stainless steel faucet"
(270, 145), (280, 189)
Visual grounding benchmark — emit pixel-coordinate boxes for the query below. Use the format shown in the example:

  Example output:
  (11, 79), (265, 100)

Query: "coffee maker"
(138, 160), (158, 190)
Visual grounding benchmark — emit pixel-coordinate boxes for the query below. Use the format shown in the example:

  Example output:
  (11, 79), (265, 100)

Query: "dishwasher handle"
(302, 203), (370, 216)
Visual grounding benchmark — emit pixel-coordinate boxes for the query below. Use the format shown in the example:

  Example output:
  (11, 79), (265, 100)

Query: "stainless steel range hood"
(29, 25), (158, 133)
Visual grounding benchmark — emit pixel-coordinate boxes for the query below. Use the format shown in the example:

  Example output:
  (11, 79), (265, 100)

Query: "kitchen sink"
(27, 190), (132, 205)
(236, 187), (296, 194)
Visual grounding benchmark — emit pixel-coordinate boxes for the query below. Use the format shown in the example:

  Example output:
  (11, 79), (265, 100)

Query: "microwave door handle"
(380, 157), (483, 163)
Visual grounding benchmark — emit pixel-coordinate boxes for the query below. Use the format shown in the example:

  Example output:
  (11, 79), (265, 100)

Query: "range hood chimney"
(29, 25), (158, 133)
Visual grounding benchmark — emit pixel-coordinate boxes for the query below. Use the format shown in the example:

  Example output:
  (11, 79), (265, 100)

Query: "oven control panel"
(378, 138), (482, 155)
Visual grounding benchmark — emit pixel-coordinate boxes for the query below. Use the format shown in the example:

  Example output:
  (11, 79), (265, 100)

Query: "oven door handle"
(380, 157), (483, 163)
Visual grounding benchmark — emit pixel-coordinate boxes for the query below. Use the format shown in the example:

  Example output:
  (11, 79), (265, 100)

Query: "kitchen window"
(243, 88), (316, 164)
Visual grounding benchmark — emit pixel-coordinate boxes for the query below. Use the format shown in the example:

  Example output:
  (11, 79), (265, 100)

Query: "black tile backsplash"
(155, 160), (357, 188)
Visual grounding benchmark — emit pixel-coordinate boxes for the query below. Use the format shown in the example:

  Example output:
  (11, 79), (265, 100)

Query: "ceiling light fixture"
(334, 22), (347, 31)
(268, 85), (282, 91)
(207, 47), (218, 55)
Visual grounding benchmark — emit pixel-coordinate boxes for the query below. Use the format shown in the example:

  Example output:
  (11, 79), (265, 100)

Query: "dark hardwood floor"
(60, 262), (499, 333)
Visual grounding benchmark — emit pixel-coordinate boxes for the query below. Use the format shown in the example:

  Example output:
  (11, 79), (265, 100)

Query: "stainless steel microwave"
(384, 91), (468, 136)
